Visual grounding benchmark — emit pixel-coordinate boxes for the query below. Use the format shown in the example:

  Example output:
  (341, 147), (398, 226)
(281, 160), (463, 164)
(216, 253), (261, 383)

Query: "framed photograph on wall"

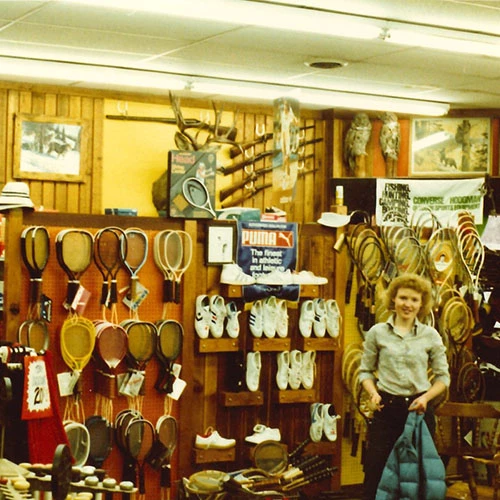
(205, 221), (237, 265)
(13, 114), (89, 182)
(410, 117), (491, 177)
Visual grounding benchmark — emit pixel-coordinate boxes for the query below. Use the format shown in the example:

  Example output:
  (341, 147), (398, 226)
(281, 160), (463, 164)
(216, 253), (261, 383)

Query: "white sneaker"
(325, 299), (341, 338)
(256, 269), (293, 285)
(263, 296), (277, 338)
(288, 349), (303, 390)
(299, 300), (314, 338)
(195, 295), (211, 339)
(313, 298), (327, 338)
(245, 424), (281, 444)
(276, 351), (290, 390)
(292, 270), (328, 285)
(195, 427), (236, 449)
(209, 295), (226, 338)
(301, 350), (316, 390)
(220, 263), (256, 285)
(249, 300), (263, 338)
(322, 404), (341, 442)
(246, 351), (261, 392)
(276, 299), (288, 338)
(225, 301), (241, 338)
(309, 403), (324, 443)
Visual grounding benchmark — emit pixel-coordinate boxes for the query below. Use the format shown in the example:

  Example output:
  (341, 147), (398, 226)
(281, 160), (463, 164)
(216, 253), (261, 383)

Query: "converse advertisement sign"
(376, 177), (485, 226)
(237, 221), (299, 301)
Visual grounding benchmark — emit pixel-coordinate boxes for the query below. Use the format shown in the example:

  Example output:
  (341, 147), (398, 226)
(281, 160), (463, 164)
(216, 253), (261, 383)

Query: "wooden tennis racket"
(56, 229), (94, 309)
(154, 230), (175, 304)
(165, 230), (193, 304)
(121, 228), (149, 303)
(94, 226), (126, 310)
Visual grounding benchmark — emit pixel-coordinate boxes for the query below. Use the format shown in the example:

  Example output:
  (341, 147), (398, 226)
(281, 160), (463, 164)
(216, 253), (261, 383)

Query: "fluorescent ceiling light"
(387, 29), (500, 58)
(63, 0), (381, 39)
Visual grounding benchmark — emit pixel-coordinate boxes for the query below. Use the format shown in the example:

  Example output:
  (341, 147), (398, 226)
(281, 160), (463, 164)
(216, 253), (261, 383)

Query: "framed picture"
(13, 113), (89, 182)
(410, 117), (491, 177)
(205, 221), (237, 265)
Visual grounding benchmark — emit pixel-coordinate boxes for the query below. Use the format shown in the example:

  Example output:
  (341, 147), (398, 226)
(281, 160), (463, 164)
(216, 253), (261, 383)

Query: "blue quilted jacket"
(375, 412), (446, 500)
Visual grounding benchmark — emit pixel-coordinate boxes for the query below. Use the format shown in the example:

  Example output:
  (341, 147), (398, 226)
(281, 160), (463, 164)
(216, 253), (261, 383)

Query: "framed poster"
(13, 113), (89, 182)
(410, 118), (491, 177)
(205, 221), (237, 265)
(168, 150), (217, 219)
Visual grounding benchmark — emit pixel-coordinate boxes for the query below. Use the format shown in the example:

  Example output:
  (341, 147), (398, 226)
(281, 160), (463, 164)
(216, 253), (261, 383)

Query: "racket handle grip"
(30, 278), (42, 305)
(160, 464), (170, 488)
(174, 281), (181, 304)
(66, 280), (80, 307)
(163, 280), (172, 303)
(110, 280), (118, 304)
(100, 282), (108, 306)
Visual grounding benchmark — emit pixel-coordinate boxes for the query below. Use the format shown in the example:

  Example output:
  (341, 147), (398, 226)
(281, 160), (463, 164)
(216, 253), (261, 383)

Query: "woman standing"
(358, 273), (450, 499)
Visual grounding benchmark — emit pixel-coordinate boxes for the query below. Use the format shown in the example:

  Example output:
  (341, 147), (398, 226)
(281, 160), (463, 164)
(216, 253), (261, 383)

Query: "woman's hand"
(409, 395), (428, 414)
(368, 392), (384, 412)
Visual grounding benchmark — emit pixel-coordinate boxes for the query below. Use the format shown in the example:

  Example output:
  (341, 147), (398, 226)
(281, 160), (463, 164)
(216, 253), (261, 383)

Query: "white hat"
(317, 212), (351, 228)
(0, 182), (34, 211)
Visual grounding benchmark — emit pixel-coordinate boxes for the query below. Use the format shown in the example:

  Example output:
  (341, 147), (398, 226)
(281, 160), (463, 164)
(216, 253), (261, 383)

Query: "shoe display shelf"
(197, 337), (240, 353)
(274, 388), (317, 404)
(193, 447), (236, 464)
(219, 390), (264, 407)
(300, 336), (339, 352)
(304, 441), (337, 456)
(220, 283), (321, 298)
(252, 337), (291, 352)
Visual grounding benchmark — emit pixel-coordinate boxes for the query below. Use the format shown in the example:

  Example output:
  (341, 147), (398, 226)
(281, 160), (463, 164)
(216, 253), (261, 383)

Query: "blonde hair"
(383, 273), (434, 319)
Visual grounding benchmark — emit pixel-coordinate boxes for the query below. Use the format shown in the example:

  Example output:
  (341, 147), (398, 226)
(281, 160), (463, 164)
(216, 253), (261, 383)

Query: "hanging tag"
(169, 377), (186, 401)
(120, 371), (145, 397)
(71, 286), (91, 315)
(22, 356), (53, 420)
(57, 370), (80, 397)
(40, 294), (52, 322)
(122, 282), (150, 311)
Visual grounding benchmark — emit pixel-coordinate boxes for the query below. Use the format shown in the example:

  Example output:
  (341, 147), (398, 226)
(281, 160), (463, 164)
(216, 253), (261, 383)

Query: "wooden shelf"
(221, 284), (321, 298)
(275, 389), (317, 404)
(304, 441), (337, 456)
(194, 447), (236, 464)
(300, 337), (339, 351)
(198, 337), (240, 353)
(220, 391), (264, 407)
(252, 337), (291, 352)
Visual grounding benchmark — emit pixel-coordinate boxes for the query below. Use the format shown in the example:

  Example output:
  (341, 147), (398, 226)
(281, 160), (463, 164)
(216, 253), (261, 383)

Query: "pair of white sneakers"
(249, 296), (288, 338)
(195, 294), (241, 339)
(299, 298), (341, 338)
(276, 350), (316, 390)
(246, 351), (261, 392)
(309, 403), (341, 443)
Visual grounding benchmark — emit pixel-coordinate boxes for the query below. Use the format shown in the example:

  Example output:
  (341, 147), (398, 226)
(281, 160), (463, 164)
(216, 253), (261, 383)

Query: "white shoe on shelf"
(225, 301), (241, 338)
(276, 299), (288, 338)
(245, 424), (281, 444)
(313, 298), (327, 338)
(322, 404), (341, 442)
(255, 269), (293, 285)
(209, 295), (226, 338)
(299, 300), (314, 338)
(195, 427), (236, 449)
(195, 295), (211, 339)
(246, 351), (261, 392)
(288, 349), (303, 390)
(301, 350), (316, 390)
(292, 270), (328, 285)
(309, 403), (324, 443)
(276, 351), (290, 390)
(220, 263), (256, 285)
(249, 300), (264, 338)
(263, 295), (277, 338)
(325, 299), (341, 338)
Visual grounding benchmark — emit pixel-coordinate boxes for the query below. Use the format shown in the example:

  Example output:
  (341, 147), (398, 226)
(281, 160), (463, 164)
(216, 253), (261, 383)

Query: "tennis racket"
(154, 230), (175, 304)
(182, 177), (216, 217)
(155, 320), (183, 394)
(94, 227), (126, 310)
(115, 409), (143, 483)
(121, 228), (149, 303)
(125, 417), (155, 496)
(56, 229), (94, 309)
(64, 419), (90, 467)
(165, 230), (193, 304)
(85, 415), (113, 468)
